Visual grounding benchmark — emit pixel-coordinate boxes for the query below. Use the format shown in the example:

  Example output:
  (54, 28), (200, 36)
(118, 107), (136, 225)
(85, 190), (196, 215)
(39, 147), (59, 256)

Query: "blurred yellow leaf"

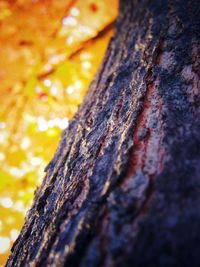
(0, 0), (118, 265)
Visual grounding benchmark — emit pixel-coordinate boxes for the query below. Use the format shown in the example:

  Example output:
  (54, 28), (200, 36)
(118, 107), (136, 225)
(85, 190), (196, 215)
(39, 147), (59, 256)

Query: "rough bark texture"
(7, 0), (200, 266)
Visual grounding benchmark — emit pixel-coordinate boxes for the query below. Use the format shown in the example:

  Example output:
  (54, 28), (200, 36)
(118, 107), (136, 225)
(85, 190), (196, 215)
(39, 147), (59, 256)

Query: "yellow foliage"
(0, 0), (118, 265)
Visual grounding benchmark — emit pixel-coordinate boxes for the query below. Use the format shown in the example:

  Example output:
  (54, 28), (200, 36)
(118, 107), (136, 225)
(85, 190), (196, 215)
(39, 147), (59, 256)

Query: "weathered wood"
(7, 0), (200, 266)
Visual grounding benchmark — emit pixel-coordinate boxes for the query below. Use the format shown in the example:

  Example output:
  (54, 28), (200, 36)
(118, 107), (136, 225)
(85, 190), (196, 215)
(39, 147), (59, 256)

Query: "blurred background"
(0, 0), (118, 265)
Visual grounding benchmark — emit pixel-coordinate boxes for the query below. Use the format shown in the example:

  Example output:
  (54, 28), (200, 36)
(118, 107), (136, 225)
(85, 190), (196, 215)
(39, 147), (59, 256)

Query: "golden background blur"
(0, 0), (118, 265)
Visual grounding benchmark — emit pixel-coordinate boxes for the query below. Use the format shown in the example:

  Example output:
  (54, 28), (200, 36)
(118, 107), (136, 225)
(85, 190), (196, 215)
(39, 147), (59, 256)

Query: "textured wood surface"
(7, 0), (200, 266)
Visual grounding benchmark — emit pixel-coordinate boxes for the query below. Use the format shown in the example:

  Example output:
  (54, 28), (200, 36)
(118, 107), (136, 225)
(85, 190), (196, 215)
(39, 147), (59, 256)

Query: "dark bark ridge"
(7, 0), (200, 266)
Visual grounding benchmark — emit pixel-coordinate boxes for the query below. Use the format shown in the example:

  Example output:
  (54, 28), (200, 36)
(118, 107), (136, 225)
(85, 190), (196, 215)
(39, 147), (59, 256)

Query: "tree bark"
(7, 0), (200, 266)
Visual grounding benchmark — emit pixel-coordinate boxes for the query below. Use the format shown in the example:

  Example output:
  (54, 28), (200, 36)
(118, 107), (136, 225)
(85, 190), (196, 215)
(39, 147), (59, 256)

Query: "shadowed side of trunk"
(6, 0), (200, 266)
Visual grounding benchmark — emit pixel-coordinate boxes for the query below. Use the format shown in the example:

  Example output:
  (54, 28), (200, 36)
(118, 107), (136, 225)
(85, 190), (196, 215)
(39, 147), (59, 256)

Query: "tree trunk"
(6, 0), (200, 266)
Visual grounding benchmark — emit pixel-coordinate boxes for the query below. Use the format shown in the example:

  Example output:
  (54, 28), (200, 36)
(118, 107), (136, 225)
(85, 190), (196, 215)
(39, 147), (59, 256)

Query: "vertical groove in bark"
(7, 0), (200, 266)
